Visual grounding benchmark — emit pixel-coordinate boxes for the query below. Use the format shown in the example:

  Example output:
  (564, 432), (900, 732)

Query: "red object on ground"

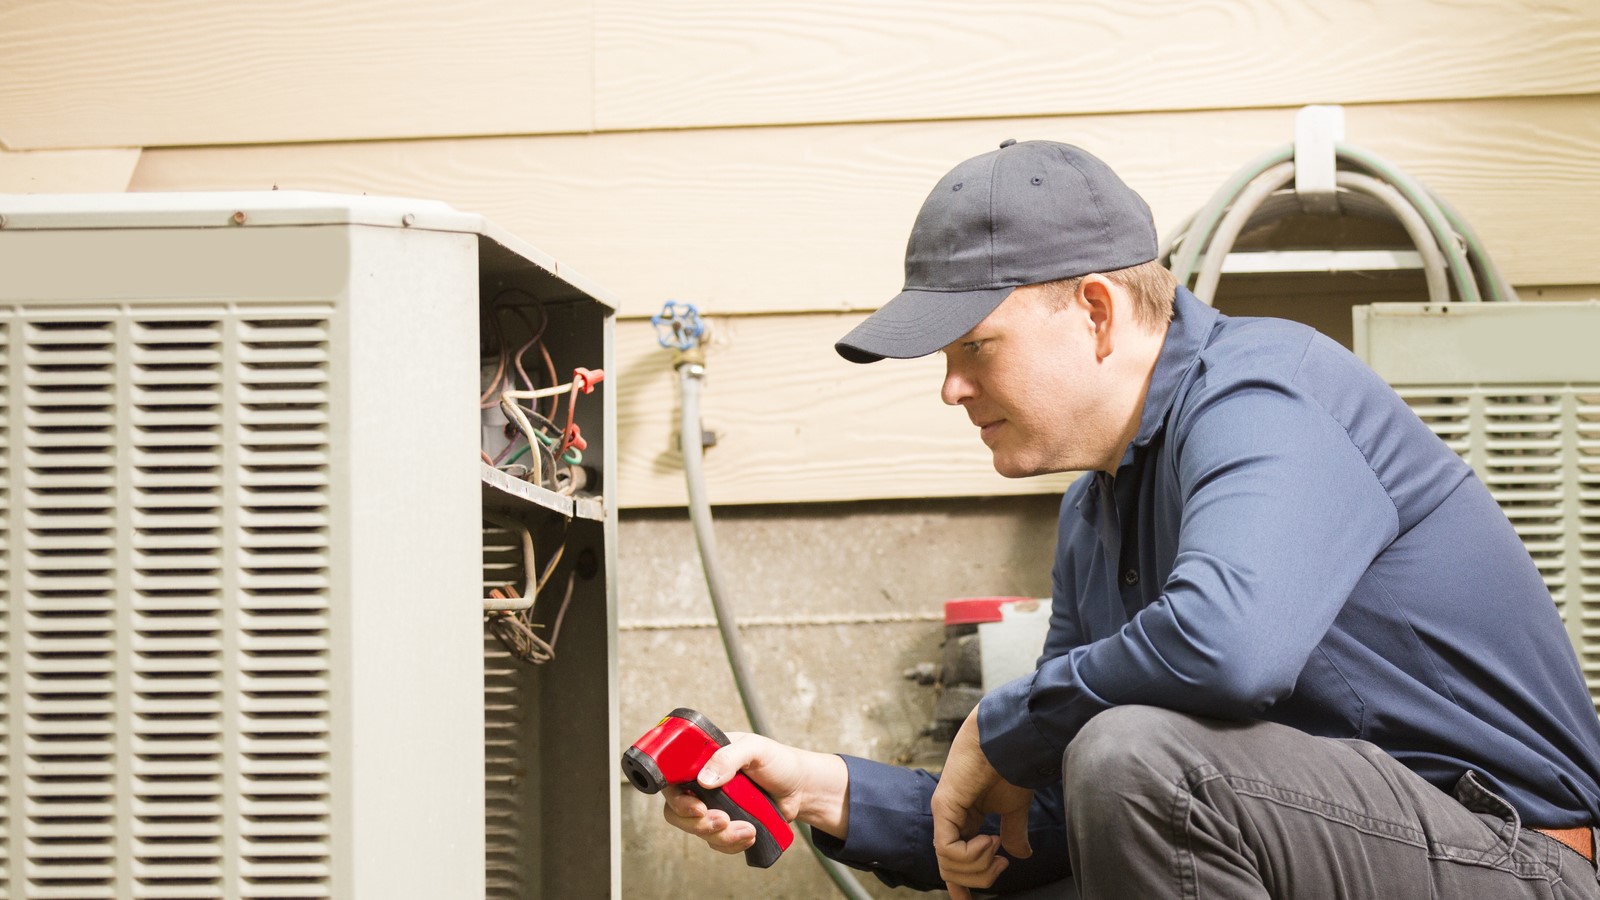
(944, 596), (1036, 626)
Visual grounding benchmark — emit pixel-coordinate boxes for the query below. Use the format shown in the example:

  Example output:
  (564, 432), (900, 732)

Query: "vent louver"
(1398, 385), (1600, 698)
(0, 309), (333, 899)
(482, 522), (536, 900)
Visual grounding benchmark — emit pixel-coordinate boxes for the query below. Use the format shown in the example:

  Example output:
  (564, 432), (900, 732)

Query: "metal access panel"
(1354, 301), (1600, 703)
(0, 192), (619, 899)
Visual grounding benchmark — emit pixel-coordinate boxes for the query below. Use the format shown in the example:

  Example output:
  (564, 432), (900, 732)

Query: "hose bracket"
(1294, 105), (1345, 215)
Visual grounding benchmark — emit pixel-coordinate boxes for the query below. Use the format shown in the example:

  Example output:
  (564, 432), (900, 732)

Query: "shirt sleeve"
(811, 756), (1072, 891)
(980, 368), (1401, 787)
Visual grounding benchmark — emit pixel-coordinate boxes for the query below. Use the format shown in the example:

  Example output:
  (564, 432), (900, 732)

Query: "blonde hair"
(1037, 260), (1177, 328)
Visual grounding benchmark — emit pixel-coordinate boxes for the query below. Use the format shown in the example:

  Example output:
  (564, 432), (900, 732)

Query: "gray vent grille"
(0, 309), (333, 899)
(482, 522), (535, 900)
(1579, 393), (1600, 685)
(1398, 385), (1600, 694)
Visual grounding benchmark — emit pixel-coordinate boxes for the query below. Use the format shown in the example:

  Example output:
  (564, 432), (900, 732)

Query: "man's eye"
(963, 340), (986, 354)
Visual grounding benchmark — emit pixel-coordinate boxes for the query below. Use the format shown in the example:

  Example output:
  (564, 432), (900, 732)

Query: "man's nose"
(941, 363), (973, 407)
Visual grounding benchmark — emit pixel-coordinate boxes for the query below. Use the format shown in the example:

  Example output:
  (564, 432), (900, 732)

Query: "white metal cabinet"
(0, 192), (618, 899)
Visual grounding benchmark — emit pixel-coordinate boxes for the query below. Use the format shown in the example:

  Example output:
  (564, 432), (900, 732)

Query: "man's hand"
(661, 731), (850, 855)
(931, 709), (1035, 899)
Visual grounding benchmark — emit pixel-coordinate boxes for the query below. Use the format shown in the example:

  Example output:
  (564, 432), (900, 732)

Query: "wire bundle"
(479, 290), (598, 495)
(483, 511), (576, 665)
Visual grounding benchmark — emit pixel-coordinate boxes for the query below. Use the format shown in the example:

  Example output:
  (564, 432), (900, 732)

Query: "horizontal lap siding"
(610, 315), (1080, 507)
(0, 0), (592, 150)
(128, 96), (1600, 318)
(5, 0), (1597, 148)
(592, 0), (1600, 130)
(0, 149), (141, 192)
(7, 1), (1596, 507)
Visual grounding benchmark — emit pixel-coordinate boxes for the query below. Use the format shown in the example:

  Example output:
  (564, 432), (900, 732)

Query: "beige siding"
(0, 0), (591, 150)
(615, 315), (1079, 507)
(6, 2), (1597, 507)
(0, 147), (141, 191)
(130, 95), (1600, 320)
(7, 0), (1597, 150)
(593, 0), (1600, 130)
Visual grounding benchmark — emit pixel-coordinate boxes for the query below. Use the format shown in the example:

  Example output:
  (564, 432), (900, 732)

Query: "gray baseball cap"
(835, 139), (1158, 363)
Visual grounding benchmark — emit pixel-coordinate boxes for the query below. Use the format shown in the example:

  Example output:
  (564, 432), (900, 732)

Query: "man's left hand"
(930, 708), (1035, 899)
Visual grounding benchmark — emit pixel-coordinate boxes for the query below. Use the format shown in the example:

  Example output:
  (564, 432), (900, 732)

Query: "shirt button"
(1123, 569), (1139, 586)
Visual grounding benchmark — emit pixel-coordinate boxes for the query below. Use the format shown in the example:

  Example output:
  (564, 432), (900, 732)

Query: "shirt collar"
(1118, 285), (1219, 466)
(1076, 286), (1218, 521)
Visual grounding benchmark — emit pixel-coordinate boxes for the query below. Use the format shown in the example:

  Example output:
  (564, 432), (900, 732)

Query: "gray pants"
(1013, 705), (1600, 899)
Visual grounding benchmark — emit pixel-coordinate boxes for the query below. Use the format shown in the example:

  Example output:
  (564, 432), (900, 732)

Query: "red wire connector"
(563, 423), (588, 453)
(560, 367), (606, 456)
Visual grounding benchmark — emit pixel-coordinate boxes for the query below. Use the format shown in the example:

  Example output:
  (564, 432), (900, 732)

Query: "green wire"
(504, 434), (582, 467)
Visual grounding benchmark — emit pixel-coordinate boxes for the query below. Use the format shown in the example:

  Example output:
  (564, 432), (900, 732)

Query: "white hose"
(1191, 161), (1296, 304)
(1334, 170), (1452, 305)
(1191, 165), (1452, 307)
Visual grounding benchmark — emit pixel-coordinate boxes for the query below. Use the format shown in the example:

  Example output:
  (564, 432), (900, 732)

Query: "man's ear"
(1080, 274), (1117, 361)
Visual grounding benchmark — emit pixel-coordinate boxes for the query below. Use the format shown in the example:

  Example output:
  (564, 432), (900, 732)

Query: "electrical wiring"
(482, 511), (574, 666)
(492, 393), (579, 491)
(481, 288), (552, 410)
(479, 288), (604, 495)
(500, 394), (548, 486)
(559, 377), (585, 456)
(499, 368), (603, 489)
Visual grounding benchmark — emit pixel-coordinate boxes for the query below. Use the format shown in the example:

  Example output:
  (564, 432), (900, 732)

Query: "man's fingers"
(940, 855), (1010, 896)
(706, 821), (758, 853)
(697, 734), (763, 788)
(661, 789), (757, 853)
(998, 806), (1033, 859)
(664, 785), (705, 820)
(936, 832), (999, 867)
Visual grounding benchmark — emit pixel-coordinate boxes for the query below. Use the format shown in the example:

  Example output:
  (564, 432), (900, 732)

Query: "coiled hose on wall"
(1161, 141), (1516, 306)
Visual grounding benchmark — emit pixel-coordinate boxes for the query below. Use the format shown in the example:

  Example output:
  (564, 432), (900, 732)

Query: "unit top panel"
(0, 189), (619, 312)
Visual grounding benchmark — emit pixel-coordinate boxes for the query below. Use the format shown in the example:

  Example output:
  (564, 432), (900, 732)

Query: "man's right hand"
(661, 731), (850, 854)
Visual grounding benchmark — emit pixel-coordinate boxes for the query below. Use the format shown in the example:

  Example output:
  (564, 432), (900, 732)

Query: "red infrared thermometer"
(621, 707), (795, 868)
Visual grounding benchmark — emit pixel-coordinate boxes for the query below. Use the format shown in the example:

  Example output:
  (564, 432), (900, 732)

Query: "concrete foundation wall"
(617, 494), (1063, 898)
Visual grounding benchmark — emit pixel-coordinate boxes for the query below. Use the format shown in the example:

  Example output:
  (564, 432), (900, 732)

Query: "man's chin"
(989, 453), (1042, 479)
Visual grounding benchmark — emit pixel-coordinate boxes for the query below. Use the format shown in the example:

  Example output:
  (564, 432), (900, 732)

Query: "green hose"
(1169, 144), (1293, 287)
(1166, 140), (1509, 305)
(1334, 143), (1481, 303)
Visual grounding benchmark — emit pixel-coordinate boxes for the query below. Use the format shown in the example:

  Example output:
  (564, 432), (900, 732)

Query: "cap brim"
(834, 285), (1017, 364)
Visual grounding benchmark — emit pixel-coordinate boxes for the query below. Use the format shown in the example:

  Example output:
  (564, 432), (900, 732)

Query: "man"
(663, 139), (1600, 898)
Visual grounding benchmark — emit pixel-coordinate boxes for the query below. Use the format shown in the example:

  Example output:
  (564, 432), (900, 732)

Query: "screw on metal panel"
(231, 211), (247, 225)
(401, 213), (416, 227)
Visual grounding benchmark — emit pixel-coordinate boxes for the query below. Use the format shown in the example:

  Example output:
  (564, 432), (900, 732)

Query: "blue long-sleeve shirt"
(816, 287), (1600, 892)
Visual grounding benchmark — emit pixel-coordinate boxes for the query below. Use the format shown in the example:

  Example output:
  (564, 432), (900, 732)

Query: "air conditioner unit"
(1354, 301), (1600, 703)
(0, 192), (618, 899)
